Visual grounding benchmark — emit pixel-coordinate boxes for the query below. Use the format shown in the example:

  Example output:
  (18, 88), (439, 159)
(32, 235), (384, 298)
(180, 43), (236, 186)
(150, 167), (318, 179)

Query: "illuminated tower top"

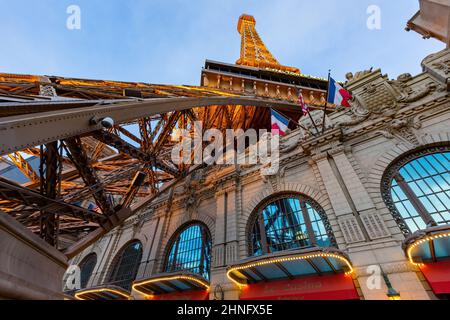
(236, 14), (300, 74)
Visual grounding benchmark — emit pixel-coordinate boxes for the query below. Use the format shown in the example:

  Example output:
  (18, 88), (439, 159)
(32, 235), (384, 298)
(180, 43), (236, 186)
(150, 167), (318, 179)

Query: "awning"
(132, 271), (210, 300)
(239, 274), (358, 300)
(74, 286), (131, 300)
(227, 247), (354, 287)
(403, 225), (450, 265)
(403, 225), (450, 295)
(420, 260), (450, 294)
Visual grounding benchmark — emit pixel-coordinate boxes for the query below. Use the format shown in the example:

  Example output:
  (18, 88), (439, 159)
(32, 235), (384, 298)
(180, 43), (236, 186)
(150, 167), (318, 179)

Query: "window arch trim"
(381, 145), (450, 235)
(246, 192), (337, 257)
(79, 252), (97, 289)
(107, 240), (143, 290)
(163, 221), (212, 280)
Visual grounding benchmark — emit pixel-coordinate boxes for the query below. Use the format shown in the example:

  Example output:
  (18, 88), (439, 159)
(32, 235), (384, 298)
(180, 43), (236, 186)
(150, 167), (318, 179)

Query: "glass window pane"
(387, 150), (450, 233)
(79, 253), (97, 289)
(108, 241), (142, 290)
(249, 195), (333, 257)
(164, 224), (211, 280)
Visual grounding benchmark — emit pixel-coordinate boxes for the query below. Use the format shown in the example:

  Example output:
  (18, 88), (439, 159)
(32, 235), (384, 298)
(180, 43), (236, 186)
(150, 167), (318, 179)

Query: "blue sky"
(0, 0), (444, 84)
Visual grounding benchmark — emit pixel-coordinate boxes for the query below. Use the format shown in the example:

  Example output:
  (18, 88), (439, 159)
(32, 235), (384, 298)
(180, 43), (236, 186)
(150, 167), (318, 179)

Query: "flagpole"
(296, 87), (321, 137)
(272, 108), (316, 137)
(321, 70), (331, 135)
(306, 109), (320, 136)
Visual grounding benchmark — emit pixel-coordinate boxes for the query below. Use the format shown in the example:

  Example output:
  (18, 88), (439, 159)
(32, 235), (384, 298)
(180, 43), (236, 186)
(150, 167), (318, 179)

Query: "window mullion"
(199, 227), (206, 274)
(395, 173), (436, 227)
(301, 201), (317, 246)
(258, 212), (270, 254)
(172, 238), (180, 272)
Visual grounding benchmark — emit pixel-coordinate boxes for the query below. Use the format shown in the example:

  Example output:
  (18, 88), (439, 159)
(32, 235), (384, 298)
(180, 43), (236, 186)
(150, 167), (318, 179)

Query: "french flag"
(271, 109), (289, 136)
(327, 77), (352, 107)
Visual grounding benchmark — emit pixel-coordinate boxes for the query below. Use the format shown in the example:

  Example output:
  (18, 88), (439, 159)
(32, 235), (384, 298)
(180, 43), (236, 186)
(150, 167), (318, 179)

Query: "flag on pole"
(297, 89), (309, 116)
(327, 77), (352, 107)
(88, 202), (102, 213)
(271, 109), (289, 136)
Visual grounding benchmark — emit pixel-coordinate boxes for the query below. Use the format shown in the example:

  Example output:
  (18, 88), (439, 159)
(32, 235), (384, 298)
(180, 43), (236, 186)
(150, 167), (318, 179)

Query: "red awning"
(420, 261), (450, 294)
(148, 290), (209, 301)
(240, 274), (359, 300)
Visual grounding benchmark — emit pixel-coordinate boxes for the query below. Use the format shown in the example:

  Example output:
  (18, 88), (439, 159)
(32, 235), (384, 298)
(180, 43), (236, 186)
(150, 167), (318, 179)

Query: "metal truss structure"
(0, 72), (310, 257)
(0, 14), (327, 258)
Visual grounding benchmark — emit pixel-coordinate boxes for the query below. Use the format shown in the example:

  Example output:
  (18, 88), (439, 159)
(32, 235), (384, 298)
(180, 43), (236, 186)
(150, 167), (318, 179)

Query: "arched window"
(79, 253), (97, 289)
(248, 194), (336, 257)
(164, 223), (212, 280)
(382, 146), (450, 235)
(108, 240), (143, 290)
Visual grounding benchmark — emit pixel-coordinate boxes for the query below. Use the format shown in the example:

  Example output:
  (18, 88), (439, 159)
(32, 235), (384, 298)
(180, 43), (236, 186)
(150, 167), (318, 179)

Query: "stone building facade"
(69, 48), (450, 301)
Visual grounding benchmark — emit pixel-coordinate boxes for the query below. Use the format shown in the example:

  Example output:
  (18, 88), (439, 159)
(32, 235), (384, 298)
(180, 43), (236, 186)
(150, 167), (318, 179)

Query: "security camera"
(100, 117), (114, 129)
(90, 116), (114, 128)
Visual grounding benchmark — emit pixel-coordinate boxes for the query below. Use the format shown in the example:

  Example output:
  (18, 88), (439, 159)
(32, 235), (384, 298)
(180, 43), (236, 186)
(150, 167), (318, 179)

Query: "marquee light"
(174, 85), (239, 97)
(132, 275), (210, 297)
(226, 252), (354, 288)
(74, 288), (131, 300)
(406, 232), (450, 266)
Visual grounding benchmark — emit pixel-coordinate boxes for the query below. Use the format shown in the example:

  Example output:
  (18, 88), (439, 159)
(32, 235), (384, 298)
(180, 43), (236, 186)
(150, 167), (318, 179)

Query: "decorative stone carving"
(375, 116), (422, 147)
(390, 73), (438, 104)
(337, 66), (439, 129)
(279, 131), (302, 153)
(421, 49), (450, 88)
(432, 58), (450, 75)
(345, 68), (374, 85)
(182, 168), (206, 217)
(299, 110), (333, 137)
(261, 163), (286, 192)
(338, 215), (366, 244)
(360, 212), (391, 240)
(131, 207), (155, 233)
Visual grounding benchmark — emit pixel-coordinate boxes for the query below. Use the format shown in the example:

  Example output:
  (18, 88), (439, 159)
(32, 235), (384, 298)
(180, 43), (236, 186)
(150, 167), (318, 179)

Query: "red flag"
(298, 89), (309, 116)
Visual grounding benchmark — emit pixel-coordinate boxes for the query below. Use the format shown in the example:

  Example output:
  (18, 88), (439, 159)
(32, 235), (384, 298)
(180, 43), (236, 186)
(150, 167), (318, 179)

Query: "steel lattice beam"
(64, 137), (115, 217)
(91, 130), (180, 177)
(7, 152), (39, 182)
(0, 96), (303, 156)
(119, 171), (147, 208)
(0, 177), (105, 224)
(39, 142), (60, 246)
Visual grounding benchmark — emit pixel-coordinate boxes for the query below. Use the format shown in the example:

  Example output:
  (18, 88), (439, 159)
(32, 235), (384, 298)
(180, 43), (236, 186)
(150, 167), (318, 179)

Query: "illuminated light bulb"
(75, 288), (130, 300)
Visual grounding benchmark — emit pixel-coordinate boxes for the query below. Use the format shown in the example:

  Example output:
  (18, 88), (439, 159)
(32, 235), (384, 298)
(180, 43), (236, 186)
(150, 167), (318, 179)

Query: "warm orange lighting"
(226, 252), (354, 287)
(132, 275), (210, 297)
(74, 288), (131, 300)
(235, 14), (300, 74)
(406, 232), (450, 266)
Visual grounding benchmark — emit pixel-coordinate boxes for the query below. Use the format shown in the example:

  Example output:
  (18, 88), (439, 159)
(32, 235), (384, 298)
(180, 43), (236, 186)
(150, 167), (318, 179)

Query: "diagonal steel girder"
(64, 137), (116, 216)
(0, 177), (106, 224)
(91, 130), (180, 177)
(39, 142), (60, 246)
(0, 95), (302, 156)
